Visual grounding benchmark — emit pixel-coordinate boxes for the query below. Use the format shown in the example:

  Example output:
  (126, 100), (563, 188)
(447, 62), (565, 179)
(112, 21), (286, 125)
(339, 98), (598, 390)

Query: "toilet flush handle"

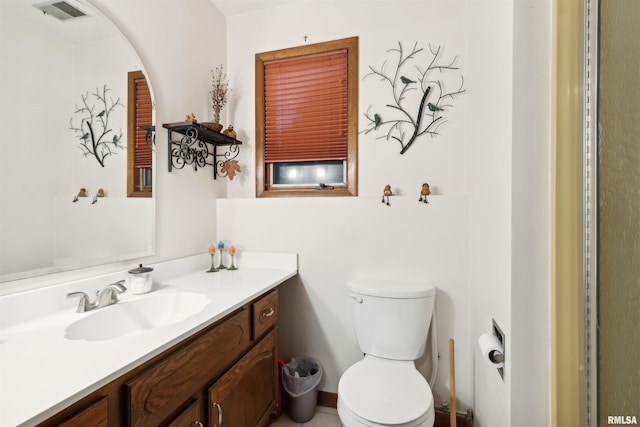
(349, 294), (363, 304)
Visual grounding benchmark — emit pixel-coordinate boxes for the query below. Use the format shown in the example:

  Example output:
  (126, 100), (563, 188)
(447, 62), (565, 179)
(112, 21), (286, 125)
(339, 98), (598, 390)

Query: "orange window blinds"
(263, 49), (348, 163)
(133, 75), (152, 169)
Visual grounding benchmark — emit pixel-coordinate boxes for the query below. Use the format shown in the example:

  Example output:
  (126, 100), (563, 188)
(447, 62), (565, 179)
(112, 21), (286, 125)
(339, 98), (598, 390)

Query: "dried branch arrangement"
(363, 42), (465, 154)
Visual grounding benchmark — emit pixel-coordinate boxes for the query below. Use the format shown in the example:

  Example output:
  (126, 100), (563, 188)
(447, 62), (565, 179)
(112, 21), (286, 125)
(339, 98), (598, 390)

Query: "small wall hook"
(73, 188), (87, 203)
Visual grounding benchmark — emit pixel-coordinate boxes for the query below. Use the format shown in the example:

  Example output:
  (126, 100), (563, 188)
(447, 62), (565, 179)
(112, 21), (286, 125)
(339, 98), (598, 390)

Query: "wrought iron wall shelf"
(163, 122), (242, 180)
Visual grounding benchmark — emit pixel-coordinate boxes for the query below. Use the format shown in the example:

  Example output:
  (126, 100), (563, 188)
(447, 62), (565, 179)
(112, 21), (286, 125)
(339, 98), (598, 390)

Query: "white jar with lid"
(128, 264), (154, 294)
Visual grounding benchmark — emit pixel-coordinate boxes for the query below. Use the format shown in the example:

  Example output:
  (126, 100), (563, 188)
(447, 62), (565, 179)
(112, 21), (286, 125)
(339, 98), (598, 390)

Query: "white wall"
(87, 0), (230, 266)
(510, 0), (551, 425)
(92, 0), (230, 268)
(465, 0), (514, 425)
(221, 0), (552, 425)
(221, 0), (473, 413)
(0, 11), (71, 274)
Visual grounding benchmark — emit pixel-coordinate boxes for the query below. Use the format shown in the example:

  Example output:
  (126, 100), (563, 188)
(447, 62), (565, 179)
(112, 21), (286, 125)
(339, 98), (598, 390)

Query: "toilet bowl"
(338, 357), (435, 427)
(338, 278), (437, 427)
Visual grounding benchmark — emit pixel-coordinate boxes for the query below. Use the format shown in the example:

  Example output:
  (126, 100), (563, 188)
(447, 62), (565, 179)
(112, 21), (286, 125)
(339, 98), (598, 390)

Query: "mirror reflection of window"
(127, 70), (153, 197)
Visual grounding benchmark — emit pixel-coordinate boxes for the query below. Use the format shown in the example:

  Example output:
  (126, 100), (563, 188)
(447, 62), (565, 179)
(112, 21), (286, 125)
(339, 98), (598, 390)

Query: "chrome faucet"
(66, 280), (127, 313)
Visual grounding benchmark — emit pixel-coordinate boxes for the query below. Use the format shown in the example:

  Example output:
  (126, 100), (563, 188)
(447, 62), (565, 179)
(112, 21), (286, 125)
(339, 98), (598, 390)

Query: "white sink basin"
(65, 292), (210, 341)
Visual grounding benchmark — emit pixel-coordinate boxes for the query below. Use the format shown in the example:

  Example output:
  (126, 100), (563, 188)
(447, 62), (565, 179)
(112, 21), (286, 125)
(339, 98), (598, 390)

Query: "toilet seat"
(338, 397), (433, 427)
(338, 357), (434, 427)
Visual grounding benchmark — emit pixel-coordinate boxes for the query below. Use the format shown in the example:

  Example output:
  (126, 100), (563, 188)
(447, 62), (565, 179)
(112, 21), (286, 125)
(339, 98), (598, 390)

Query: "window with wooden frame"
(127, 70), (153, 197)
(255, 36), (358, 197)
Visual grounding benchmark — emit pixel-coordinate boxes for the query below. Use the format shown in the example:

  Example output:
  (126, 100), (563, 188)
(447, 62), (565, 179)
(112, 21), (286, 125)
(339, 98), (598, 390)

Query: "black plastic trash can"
(282, 356), (322, 422)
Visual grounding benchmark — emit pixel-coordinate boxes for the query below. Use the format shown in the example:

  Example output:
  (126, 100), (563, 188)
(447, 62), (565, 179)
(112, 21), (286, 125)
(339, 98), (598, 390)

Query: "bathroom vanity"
(0, 252), (297, 427)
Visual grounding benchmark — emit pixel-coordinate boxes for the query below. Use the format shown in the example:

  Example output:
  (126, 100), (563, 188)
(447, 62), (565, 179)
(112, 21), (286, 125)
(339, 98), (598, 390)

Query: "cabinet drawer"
(58, 396), (108, 427)
(252, 289), (278, 339)
(125, 308), (251, 427)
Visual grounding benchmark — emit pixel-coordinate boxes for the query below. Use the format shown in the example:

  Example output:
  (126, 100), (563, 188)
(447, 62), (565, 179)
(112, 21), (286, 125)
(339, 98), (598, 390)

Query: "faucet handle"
(66, 291), (94, 313)
(96, 280), (127, 307)
(110, 280), (127, 293)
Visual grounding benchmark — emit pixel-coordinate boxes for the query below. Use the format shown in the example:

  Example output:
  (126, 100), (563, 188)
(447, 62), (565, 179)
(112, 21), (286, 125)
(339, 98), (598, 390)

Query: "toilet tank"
(347, 278), (435, 361)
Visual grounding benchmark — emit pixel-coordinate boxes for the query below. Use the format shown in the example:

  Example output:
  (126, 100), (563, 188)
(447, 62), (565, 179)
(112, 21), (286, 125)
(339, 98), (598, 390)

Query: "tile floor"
(270, 406), (341, 427)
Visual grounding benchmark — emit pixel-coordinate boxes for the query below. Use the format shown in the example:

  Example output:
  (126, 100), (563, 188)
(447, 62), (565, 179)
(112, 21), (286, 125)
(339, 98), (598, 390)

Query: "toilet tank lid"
(347, 278), (435, 298)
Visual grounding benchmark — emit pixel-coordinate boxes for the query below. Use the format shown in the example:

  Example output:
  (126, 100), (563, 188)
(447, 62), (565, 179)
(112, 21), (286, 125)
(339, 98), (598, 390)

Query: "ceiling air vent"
(33, 1), (87, 21)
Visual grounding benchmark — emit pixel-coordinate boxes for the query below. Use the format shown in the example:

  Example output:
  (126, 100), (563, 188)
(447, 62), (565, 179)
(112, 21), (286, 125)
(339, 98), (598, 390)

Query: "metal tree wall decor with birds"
(69, 85), (124, 167)
(363, 42), (465, 154)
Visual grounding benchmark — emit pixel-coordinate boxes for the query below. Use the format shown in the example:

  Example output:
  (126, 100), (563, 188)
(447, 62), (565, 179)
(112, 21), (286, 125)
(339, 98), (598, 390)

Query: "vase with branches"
(69, 85), (124, 167)
(363, 42), (465, 154)
(210, 65), (231, 124)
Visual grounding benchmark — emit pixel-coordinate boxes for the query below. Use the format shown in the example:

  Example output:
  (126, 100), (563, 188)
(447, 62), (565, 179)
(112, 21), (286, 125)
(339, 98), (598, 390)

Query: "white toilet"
(338, 278), (436, 427)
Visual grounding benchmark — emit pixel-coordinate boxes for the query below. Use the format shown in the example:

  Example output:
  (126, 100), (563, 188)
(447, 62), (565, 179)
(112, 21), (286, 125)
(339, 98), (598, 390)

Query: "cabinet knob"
(262, 307), (275, 317)
(212, 402), (223, 426)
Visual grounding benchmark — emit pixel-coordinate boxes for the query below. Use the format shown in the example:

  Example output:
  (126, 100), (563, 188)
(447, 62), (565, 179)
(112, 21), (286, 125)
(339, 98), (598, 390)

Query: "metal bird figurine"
(374, 113), (381, 130)
(419, 183), (431, 204)
(400, 76), (416, 84)
(382, 184), (393, 206)
(427, 102), (444, 112)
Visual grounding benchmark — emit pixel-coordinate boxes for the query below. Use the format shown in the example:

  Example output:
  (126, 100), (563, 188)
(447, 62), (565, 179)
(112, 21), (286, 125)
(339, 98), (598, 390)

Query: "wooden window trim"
(127, 70), (152, 198)
(255, 37), (358, 198)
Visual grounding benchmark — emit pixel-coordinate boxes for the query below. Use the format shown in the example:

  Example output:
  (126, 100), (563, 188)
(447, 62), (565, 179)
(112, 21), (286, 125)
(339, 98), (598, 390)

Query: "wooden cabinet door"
(125, 308), (251, 427)
(208, 329), (278, 427)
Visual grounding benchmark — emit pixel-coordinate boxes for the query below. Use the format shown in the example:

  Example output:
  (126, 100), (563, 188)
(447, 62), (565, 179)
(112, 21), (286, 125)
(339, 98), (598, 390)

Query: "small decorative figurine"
(96, 188), (105, 197)
(419, 183), (431, 204)
(222, 125), (237, 139)
(207, 245), (218, 272)
(73, 188), (87, 202)
(184, 112), (197, 122)
(228, 246), (238, 270)
(382, 184), (393, 206)
(217, 241), (227, 269)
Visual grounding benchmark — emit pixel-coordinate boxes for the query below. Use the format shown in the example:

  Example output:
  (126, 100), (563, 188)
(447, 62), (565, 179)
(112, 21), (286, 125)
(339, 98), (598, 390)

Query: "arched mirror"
(0, 0), (156, 282)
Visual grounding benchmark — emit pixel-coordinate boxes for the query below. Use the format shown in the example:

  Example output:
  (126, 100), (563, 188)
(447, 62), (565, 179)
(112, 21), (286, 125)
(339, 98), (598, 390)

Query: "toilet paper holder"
(489, 348), (504, 364)
(491, 319), (505, 380)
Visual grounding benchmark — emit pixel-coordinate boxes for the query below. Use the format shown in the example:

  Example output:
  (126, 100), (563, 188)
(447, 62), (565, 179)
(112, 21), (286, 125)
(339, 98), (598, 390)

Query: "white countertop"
(0, 252), (297, 427)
